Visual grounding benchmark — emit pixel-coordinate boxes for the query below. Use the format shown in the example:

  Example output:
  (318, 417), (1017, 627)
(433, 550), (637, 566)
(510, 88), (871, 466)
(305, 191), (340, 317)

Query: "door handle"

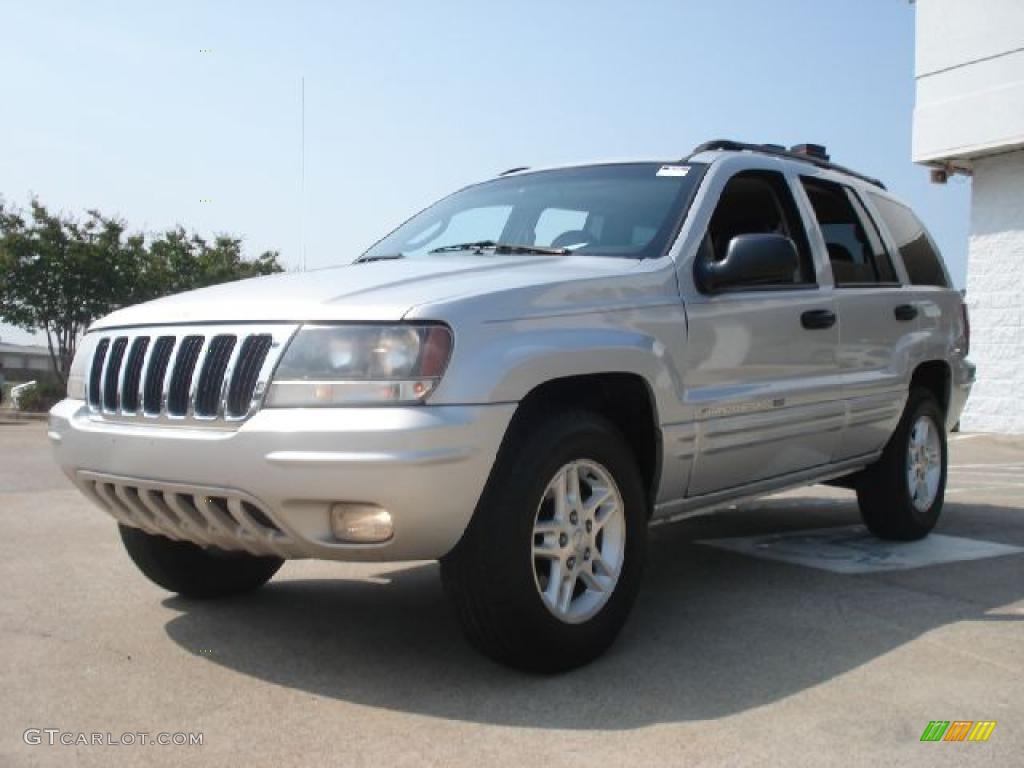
(894, 304), (918, 321)
(801, 309), (836, 330)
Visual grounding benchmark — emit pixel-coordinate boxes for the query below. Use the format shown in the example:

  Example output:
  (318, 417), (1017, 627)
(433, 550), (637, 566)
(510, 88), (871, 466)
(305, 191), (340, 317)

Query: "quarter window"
(801, 178), (897, 286)
(868, 193), (949, 287)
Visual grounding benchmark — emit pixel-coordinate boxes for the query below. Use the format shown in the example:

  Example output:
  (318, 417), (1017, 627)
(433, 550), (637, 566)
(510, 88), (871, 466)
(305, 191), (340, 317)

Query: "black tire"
(441, 410), (648, 673)
(119, 525), (283, 599)
(856, 388), (947, 541)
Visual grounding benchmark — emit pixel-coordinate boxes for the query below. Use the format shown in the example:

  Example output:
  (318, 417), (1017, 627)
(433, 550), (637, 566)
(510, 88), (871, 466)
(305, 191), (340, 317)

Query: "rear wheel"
(119, 525), (283, 598)
(856, 388), (947, 540)
(441, 410), (647, 673)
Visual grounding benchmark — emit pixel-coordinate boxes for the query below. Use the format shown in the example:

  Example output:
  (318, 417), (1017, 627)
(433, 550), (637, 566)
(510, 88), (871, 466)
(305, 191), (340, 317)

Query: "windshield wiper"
(429, 240), (499, 254)
(429, 240), (571, 256)
(354, 253), (405, 263)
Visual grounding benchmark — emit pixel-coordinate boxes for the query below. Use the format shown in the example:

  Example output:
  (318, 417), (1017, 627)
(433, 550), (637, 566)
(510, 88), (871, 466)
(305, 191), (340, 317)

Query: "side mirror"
(695, 233), (799, 293)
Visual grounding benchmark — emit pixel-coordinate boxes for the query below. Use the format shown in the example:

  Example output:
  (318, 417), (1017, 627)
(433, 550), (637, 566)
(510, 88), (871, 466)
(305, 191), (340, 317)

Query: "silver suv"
(50, 140), (974, 671)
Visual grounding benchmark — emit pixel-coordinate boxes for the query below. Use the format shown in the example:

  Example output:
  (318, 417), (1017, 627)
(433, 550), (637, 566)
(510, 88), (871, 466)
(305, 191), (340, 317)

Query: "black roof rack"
(499, 166), (530, 176)
(689, 139), (886, 189)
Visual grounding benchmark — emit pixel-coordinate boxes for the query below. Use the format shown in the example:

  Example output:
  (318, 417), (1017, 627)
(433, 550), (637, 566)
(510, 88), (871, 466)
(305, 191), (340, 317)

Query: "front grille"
(84, 324), (294, 425)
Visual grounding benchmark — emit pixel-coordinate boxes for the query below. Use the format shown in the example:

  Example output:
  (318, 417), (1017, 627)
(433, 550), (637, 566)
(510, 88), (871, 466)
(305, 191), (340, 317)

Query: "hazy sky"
(1, 0), (971, 345)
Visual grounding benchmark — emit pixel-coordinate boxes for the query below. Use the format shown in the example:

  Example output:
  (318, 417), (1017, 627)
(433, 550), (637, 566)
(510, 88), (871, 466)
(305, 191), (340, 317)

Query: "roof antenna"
(300, 75), (306, 272)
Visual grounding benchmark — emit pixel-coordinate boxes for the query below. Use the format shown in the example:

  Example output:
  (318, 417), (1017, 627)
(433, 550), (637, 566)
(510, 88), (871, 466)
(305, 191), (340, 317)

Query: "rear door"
(683, 168), (843, 497)
(798, 176), (916, 460)
(865, 189), (958, 352)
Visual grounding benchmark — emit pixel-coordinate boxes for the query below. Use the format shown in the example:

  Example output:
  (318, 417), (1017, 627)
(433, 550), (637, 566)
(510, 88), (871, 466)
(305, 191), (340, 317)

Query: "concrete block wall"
(960, 149), (1024, 433)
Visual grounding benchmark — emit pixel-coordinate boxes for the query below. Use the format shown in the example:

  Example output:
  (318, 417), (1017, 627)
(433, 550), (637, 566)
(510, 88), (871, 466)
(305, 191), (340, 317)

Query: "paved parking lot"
(1, 420), (1021, 767)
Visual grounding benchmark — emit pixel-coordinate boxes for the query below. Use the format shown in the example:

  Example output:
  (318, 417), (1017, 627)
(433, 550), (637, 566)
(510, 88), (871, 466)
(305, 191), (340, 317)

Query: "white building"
(0, 341), (53, 381)
(912, 0), (1024, 433)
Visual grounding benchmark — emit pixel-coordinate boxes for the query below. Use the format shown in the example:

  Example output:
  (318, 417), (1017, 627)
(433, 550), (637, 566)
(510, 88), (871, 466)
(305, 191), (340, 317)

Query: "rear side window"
(801, 177), (897, 286)
(868, 193), (949, 287)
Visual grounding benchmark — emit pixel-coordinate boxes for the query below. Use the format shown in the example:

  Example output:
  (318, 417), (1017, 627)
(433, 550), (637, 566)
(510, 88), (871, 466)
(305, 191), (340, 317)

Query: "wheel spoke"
(591, 551), (618, 580)
(594, 499), (618, 527)
(532, 535), (560, 560)
(567, 463), (582, 513)
(553, 469), (569, 522)
(533, 520), (562, 536)
(914, 476), (927, 504)
(584, 485), (613, 515)
(578, 566), (606, 593)
(558, 573), (577, 614)
(545, 558), (565, 603)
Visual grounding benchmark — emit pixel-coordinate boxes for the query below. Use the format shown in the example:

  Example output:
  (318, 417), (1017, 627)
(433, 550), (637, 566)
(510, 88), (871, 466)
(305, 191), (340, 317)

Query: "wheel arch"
(910, 360), (951, 417)
(506, 373), (662, 514)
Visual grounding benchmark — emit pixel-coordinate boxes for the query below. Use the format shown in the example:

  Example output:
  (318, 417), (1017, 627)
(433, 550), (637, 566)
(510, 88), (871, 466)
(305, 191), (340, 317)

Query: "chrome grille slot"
(227, 334), (272, 418)
(102, 337), (129, 411)
(120, 337), (150, 413)
(83, 324), (294, 427)
(167, 336), (204, 415)
(195, 335), (236, 417)
(143, 336), (175, 414)
(88, 338), (110, 409)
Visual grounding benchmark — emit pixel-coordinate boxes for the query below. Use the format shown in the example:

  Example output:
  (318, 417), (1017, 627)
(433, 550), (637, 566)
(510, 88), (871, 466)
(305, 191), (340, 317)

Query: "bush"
(14, 380), (65, 412)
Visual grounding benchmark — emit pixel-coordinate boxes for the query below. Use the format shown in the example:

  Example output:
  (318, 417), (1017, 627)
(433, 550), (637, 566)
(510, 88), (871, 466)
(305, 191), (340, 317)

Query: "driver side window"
(702, 170), (815, 285)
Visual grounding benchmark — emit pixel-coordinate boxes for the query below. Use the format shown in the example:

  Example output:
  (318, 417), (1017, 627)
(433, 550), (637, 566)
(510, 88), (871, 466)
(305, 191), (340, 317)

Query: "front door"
(683, 169), (843, 496)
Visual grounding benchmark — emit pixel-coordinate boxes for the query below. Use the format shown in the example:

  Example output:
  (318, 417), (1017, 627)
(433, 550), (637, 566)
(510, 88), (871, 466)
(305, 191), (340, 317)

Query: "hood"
(91, 254), (645, 330)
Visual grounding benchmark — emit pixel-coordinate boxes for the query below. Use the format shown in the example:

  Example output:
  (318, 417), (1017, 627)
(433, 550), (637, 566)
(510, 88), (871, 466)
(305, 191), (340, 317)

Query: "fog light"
(329, 503), (393, 543)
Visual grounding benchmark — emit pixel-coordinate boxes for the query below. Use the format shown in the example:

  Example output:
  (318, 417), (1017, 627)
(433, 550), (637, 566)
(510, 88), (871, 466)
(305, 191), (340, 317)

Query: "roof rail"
(499, 166), (530, 176)
(689, 139), (886, 189)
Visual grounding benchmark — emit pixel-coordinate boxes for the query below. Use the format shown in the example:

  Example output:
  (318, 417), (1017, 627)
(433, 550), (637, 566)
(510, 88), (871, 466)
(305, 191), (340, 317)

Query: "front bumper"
(49, 399), (516, 561)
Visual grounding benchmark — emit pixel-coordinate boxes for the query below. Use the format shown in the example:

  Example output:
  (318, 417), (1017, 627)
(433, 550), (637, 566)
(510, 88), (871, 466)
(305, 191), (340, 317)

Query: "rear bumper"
(48, 399), (516, 561)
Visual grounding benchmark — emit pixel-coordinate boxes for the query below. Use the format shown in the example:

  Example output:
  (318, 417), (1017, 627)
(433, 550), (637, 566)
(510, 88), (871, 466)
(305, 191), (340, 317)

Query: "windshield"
(361, 162), (706, 260)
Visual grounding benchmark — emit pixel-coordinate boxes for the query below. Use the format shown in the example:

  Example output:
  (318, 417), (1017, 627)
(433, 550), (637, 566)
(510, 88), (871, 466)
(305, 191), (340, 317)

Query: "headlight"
(66, 334), (100, 400)
(265, 323), (453, 406)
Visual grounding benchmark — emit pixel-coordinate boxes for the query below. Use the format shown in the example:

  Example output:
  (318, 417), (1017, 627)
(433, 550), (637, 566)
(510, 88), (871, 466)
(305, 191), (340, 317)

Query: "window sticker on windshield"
(656, 165), (690, 177)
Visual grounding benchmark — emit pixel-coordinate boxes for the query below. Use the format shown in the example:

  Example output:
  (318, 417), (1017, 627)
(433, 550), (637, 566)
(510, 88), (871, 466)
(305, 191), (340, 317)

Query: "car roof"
(497, 140), (887, 192)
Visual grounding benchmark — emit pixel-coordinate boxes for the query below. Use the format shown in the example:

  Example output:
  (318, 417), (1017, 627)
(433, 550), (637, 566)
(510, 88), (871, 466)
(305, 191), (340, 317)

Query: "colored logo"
(920, 721), (996, 742)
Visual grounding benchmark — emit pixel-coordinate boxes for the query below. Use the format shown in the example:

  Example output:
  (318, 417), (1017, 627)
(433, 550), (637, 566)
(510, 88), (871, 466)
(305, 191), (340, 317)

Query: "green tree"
(0, 198), (282, 385)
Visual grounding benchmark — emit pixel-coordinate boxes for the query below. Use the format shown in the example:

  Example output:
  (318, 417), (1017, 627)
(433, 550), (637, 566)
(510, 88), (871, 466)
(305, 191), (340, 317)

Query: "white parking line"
(950, 474), (1024, 483)
(698, 525), (1024, 573)
(947, 485), (1024, 496)
(950, 463), (1024, 469)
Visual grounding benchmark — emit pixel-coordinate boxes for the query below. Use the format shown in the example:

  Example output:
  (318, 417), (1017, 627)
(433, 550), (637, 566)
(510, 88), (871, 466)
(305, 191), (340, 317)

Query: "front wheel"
(119, 525), (283, 599)
(441, 410), (648, 673)
(856, 388), (947, 540)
